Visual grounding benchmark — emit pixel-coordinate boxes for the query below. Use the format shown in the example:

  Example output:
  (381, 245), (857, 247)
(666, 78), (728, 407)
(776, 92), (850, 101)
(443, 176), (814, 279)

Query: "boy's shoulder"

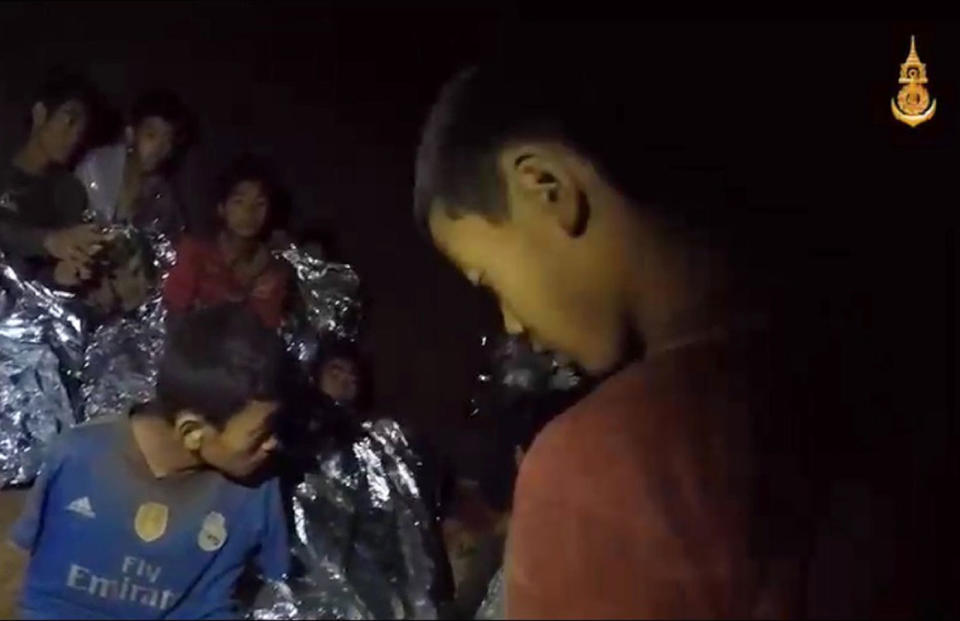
(515, 362), (648, 499)
(52, 416), (123, 458)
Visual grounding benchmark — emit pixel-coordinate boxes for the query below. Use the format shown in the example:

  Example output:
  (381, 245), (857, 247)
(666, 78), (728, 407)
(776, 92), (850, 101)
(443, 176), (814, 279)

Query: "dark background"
(0, 7), (954, 605)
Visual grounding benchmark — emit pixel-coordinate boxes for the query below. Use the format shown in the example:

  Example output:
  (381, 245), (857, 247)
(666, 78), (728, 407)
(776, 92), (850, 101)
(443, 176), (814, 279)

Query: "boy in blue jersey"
(8, 304), (291, 619)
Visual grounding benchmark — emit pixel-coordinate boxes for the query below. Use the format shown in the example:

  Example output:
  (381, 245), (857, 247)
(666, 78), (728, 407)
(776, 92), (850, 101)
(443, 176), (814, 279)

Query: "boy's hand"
(43, 224), (105, 264)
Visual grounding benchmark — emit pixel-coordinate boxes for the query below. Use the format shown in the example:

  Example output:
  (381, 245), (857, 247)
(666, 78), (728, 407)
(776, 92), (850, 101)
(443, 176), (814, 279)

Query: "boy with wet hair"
(9, 305), (290, 619)
(0, 67), (106, 286)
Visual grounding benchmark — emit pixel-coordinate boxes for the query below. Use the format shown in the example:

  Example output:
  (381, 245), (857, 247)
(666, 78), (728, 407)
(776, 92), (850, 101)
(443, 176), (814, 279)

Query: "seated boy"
(314, 340), (360, 409)
(75, 88), (193, 242)
(0, 67), (106, 287)
(281, 340), (364, 464)
(8, 305), (290, 619)
(163, 155), (289, 329)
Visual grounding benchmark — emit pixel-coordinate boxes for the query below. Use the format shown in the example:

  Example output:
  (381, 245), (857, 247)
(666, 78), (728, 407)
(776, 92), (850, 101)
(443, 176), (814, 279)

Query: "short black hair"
(33, 66), (97, 113)
(156, 305), (286, 427)
(313, 338), (360, 375)
(130, 88), (195, 148)
(414, 59), (727, 236)
(216, 154), (277, 204)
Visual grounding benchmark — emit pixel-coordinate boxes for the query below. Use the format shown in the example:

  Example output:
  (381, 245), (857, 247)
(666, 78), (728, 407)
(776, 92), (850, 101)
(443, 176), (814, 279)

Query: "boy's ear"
(174, 412), (208, 452)
(498, 145), (590, 238)
(124, 125), (135, 146)
(31, 102), (49, 131)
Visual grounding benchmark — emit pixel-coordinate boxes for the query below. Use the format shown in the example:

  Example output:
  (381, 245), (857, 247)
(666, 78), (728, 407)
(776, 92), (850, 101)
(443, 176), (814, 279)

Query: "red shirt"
(505, 339), (806, 619)
(163, 235), (289, 328)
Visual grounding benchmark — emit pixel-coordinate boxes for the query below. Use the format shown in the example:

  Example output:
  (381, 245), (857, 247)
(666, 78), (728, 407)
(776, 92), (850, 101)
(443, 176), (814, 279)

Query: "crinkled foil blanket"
(252, 418), (442, 620)
(0, 222), (181, 486)
(0, 256), (84, 487)
(471, 334), (583, 413)
(475, 567), (504, 620)
(0, 222), (445, 619)
(1, 215), (582, 618)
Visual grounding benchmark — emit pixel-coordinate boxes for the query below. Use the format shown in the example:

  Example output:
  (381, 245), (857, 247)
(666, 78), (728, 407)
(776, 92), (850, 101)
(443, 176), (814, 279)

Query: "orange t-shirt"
(505, 338), (806, 619)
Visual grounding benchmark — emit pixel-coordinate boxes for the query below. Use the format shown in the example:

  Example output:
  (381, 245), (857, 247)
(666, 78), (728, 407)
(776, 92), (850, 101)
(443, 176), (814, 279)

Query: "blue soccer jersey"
(9, 416), (289, 619)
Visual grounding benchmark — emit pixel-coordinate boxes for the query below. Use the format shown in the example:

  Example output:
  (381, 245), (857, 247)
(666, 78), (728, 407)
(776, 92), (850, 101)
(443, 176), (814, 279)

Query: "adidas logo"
(66, 497), (95, 519)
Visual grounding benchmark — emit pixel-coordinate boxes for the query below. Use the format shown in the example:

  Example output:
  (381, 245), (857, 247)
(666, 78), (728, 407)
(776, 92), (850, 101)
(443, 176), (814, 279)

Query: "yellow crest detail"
(134, 502), (169, 543)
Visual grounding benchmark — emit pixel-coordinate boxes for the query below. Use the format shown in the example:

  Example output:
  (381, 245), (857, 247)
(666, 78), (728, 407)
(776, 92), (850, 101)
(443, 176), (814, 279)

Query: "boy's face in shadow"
(34, 98), (88, 165)
(189, 400), (281, 480)
(219, 180), (270, 239)
(130, 116), (175, 174)
(83, 243), (154, 315)
(317, 357), (359, 405)
(426, 144), (631, 377)
(111, 251), (152, 312)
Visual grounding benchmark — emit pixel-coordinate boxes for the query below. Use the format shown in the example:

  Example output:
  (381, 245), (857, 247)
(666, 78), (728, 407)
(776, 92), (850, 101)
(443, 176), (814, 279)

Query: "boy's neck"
(130, 410), (203, 478)
(12, 138), (51, 176)
(218, 229), (260, 263)
(627, 224), (733, 358)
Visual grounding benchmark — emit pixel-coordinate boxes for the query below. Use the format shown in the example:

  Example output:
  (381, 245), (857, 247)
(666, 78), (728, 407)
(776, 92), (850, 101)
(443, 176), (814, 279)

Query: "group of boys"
(3, 47), (936, 620)
(0, 69), (355, 618)
(0, 71), (184, 305)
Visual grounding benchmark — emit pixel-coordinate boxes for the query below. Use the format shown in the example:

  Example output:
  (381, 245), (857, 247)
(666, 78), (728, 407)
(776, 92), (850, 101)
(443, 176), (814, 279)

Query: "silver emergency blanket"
(75, 143), (185, 241)
(79, 226), (175, 422)
(0, 216), (176, 486)
(278, 244), (362, 368)
(475, 567), (504, 620)
(0, 255), (84, 487)
(249, 246), (442, 619)
(3, 209), (441, 618)
(251, 417), (443, 620)
(470, 333), (582, 420)
(75, 143), (127, 224)
(81, 238), (362, 423)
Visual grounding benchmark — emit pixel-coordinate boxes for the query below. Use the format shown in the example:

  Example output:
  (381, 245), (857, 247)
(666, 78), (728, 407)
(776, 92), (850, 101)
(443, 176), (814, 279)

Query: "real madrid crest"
(198, 511), (228, 552)
(134, 502), (169, 543)
(891, 35), (937, 127)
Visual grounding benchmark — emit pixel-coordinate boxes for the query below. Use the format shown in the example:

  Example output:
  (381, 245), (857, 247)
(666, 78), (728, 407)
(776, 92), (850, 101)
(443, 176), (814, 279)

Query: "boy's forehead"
(231, 179), (266, 197)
